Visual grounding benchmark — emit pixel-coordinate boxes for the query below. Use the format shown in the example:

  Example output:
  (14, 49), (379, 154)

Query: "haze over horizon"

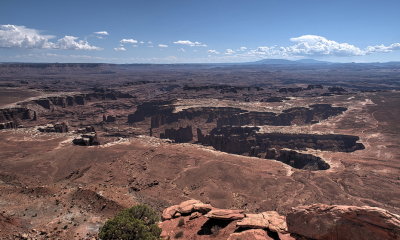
(1, 0), (399, 64)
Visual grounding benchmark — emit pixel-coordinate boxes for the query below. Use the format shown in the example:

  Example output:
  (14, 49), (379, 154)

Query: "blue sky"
(1, 0), (399, 63)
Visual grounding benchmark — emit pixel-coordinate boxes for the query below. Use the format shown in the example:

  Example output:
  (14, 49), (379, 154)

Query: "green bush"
(99, 204), (162, 240)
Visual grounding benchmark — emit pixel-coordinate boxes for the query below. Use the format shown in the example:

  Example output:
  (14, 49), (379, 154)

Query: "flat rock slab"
(205, 209), (245, 220)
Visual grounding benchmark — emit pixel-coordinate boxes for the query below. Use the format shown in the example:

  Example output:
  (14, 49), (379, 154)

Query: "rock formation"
(159, 200), (292, 240)
(0, 108), (36, 128)
(160, 126), (193, 143)
(287, 204), (400, 240)
(75, 126), (96, 134)
(160, 201), (400, 240)
(72, 133), (100, 146)
(38, 122), (68, 133)
(128, 101), (346, 128)
(197, 126), (365, 170)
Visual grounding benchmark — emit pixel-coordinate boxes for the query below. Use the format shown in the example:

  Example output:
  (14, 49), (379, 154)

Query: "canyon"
(0, 63), (399, 239)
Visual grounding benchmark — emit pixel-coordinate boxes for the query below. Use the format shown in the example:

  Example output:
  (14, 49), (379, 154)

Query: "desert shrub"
(174, 231), (184, 238)
(177, 218), (185, 227)
(99, 204), (161, 240)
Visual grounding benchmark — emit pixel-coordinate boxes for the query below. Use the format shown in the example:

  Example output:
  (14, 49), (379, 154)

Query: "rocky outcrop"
(287, 204), (400, 240)
(75, 126), (96, 134)
(160, 126), (193, 143)
(160, 201), (400, 240)
(160, 200), (289, 240)
(0, 121), (16, 130)
(0, 108), (36, 129)
(72, 133), (99, 146)
(237, 211), (288, 233)
(205, 209), (245, 220)
(127, 100), (175, 124)
(32, 90), (133, 111)
(162, 199), (213, 220)
(0, 108), (36, 123)
(38, 122), (68, 133)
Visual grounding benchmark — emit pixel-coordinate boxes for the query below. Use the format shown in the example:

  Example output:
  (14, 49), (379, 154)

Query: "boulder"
(227, 229), (273, 240)
(287, 204), (400, 240)
(161, 199), (212, 220)
(193, 203), (213, 213)
(205, 209), (245, 220)
(262, 211), (288, 233)
(177, 199), (203, 214)
(237, 213), (269, 229)
(237, 211), (287, 233)
(161, 205), (179, 221)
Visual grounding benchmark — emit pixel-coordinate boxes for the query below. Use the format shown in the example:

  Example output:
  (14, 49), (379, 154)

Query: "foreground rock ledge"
(287, 204), (400, 240)
(160, 200), (400, 240)
(160, 199), (293, 240)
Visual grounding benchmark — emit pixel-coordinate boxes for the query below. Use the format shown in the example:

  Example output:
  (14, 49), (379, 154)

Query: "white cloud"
(365, 43), (400, 53)
(120, 38), (138, 44)
(158, 44), (168, 48)
(207, 49), (220, 54)
(114, 46), (126, 51)
(93, 31), (109, 39)
(94, 31), (109, 36)
(245, 35), (400, 58)
(178, 48), (186, 52)
(0, 24), (55, 49)
(238, 46), (247, 51)
(286, 35), (364, 56)
(57, 36), (101, 50)
(173, 40), (207, 47)
(225, 49), (235, 55)
(0, 24), (100, 50)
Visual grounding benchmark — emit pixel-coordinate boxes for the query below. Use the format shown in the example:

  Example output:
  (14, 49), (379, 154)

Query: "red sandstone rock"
(161, 199), (212, 220)
(262, 211), (288, 233)
(161, 205), (179, 220)
(287, 204), (400, 240)
(237, 211), (287, 233)
(205, 209), (245, 220)
(177, 199), (203, 214)
(227, 229), (273, 240)
(193, 202), (213, 213)
(189, 211), (202, 220)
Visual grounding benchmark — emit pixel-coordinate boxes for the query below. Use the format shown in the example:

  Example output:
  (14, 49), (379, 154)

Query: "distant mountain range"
(249, 59), (332, 65)
(1, 59), (399, 66)
(247, 59), (400, 65)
